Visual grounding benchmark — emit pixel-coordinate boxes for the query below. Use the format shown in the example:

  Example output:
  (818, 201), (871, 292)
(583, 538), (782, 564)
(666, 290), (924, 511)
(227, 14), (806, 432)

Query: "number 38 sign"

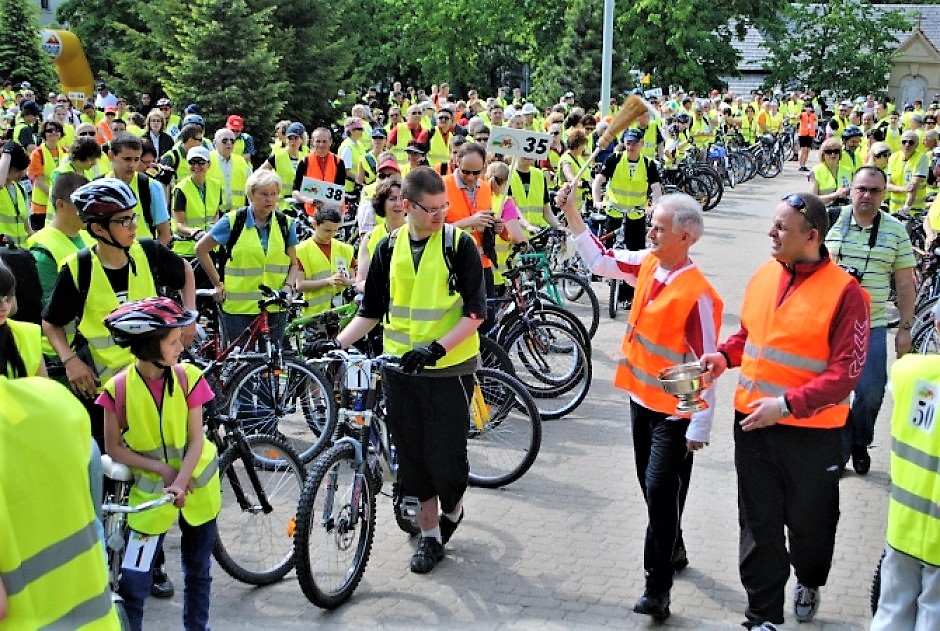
(300, 177), (345, 209)
(486, 127), (552, 160)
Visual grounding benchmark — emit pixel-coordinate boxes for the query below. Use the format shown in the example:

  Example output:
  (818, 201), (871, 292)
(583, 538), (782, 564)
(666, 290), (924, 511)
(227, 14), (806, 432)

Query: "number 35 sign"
(300, 177), (345, 208)
(486, 127), (552, 160)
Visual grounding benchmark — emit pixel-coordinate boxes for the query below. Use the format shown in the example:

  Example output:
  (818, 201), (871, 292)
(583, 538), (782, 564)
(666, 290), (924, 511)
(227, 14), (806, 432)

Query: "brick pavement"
(147, 164), (891, 630)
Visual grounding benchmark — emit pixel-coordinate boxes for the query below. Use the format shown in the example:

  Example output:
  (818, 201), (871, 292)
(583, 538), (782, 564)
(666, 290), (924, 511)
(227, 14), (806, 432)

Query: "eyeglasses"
(408, 199), (449, 215)
(188, 160), (208, 167)
(853, 186), (884, 195)
(219, 138), (234, 145)
(459, 168), (482, 176)
(873, 151), (891, 159)
(108, 215), (138, 228)
(550, 131), (561, 136)
(78, 131), (96, 137)
(377, 172), (397, 180)
(437, 116), (452, 122)
(822, 149), (841, 155)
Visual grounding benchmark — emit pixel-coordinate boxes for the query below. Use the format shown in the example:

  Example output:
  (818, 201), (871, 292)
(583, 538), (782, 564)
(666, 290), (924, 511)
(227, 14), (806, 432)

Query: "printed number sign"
(300, 177), (345, 208)
(345, 359), (372, 391)
(487, 126), (551, 160)
(122, 530), (160, 572)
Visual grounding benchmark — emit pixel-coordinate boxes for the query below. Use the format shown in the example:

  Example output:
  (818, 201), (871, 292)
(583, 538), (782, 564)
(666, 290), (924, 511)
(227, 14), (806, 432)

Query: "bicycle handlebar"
(102, 493), (175, 515)
(257, 284), (308, 310)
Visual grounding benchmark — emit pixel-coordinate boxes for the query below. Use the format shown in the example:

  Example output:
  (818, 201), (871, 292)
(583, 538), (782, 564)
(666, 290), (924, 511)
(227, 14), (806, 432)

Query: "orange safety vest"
(444, 174), (493, 268)
(304, 152), (340, 216)
(798, 112), (817, 137)
(95, 120), (113, 145)
(735, 260), (861, 428)
(613, 256), (722, 415)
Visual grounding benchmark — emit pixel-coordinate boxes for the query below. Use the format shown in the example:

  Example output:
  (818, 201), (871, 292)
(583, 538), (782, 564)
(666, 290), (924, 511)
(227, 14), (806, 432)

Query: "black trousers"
(384, 370), (473, 514)
(630, 400), (692, 593)
(733, 411), (842, 625)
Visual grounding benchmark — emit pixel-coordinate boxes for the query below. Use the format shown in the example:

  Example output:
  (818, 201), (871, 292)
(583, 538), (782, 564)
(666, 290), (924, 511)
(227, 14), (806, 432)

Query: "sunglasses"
(377, 172), (397, 180)
(78, 131), (96, 137)
(873, 151), (891, 159)
(902, 139), (917, 145)
(822, 149), (841, 155)
(460, 168), (482, 176)
(188, 160), (208, 167)
(437, 116), (452, 122)
(43, 128), (61, 134)
(219, 138), (234, 145)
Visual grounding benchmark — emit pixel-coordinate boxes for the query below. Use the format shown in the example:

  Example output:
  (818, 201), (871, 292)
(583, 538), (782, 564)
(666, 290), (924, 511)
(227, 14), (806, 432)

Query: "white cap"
(186, 146), (211, 162)
(521, 103), (538, 115)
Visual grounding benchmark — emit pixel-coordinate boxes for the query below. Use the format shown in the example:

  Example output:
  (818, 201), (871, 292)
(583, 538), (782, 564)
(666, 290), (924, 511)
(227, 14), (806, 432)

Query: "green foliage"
(0, 0), (58, 95)
(761, 0), (913, 100)
(163, 0), (288, 138)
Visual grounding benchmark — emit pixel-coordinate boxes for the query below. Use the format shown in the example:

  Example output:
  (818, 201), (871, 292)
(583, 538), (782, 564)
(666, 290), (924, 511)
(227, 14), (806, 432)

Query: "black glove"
(306, 337), (341, 357)
(400, 341), (447, 374)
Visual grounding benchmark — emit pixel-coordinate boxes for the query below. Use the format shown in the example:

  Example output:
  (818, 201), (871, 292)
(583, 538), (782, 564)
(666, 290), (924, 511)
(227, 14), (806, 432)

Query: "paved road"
(149, 159), (892, 630)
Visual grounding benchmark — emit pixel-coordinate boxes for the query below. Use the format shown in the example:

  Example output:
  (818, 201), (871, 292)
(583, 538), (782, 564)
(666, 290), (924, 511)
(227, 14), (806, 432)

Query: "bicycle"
(294, 349), (541, 609)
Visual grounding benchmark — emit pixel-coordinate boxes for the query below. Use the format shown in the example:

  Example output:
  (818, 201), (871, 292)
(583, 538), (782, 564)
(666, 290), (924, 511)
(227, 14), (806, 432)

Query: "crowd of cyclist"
(3, 74), (940, 629)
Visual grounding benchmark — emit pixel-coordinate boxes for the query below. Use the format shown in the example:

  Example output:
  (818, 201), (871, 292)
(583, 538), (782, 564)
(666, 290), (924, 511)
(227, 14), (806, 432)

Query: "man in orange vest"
(701, 192), (870, 630)
(292, 127), (346, 216)
(556, 184), (723, 622)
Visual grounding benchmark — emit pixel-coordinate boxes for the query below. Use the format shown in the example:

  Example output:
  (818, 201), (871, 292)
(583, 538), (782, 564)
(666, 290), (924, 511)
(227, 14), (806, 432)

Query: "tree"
(163, 0), (288, 138)
(0, 0), (58, 96)
(761, 0), (913, 100)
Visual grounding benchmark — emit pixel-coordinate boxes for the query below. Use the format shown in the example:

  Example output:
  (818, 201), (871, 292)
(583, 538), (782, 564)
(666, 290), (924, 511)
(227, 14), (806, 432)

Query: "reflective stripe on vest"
(63, 242), (157, 382)
(509, 168), (547, 227)
(0, 377), (119, 629)
(613, 256), (723, 415)
(173, 175), (222, 256)
(383, 227), (479, 368)
(734, 260), (858, 428)
(222, 209), (293, 314)
(885, 354), (940, 565)
(607, 156), (649, 219)
(0, 183), (28, 247)
(105, 363), (221, 534)
(888, 150), (928, 211)
(295, 237), (355, 315)
(444, 174), (493, 267)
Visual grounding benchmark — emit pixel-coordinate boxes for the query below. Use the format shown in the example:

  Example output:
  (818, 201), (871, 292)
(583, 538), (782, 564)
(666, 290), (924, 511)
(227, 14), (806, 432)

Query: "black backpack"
(0, 235), (42, 324)
(386, 223), (459, 295)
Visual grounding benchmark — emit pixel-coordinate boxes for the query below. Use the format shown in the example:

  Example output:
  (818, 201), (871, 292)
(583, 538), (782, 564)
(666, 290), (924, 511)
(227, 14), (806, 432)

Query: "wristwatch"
(899, 321), (913, 330)
(778, 396), (791, 418)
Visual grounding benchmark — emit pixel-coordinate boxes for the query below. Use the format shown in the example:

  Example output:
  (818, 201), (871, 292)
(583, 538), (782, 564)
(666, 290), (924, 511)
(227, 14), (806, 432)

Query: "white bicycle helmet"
(70, 178), (138, 223)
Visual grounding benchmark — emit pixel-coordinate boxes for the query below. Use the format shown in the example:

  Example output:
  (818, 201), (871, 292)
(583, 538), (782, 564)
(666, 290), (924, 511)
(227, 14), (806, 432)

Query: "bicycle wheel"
(504, 320), (592, 420)
(227, 359), (335, 463)
(608, 280), (619, 319)
(694, 167), (724, 210)
(295, 441), (375, 609)
(549, 272), (599, 339)
(480, 335), (515, 374)
(467, 368), (542, 488)
(213, 433), (306, 585)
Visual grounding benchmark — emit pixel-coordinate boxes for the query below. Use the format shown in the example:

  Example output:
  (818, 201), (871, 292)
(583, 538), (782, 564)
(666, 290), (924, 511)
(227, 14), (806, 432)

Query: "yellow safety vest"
(885, 354), (940, 566)
(366, 219), (391, 259)
(606, 155), (650, 219)
(0, 376), (120, 630)
(510, 168), (547, 227)
(207, 151), (249, 211)
(295, 237), (355, 315)
(391, 123), (413, 165)
(30, 144), (61, 210)
(358, 153), (379, 186)
(558, 152), (587, 206)
(103, 363), (220, 535)
(491, 194), (513, 285)
(812, 163), (852, 197)
(0, 182), (28, 246)
(222, 209), (293, 315)
(427, 130), (450, 168)
(63, 242), (156, 382)
(888, 150), (928, 212)
(741, 116), (758, 144)
(6, 319), (42, 377)
(338, 138), (365, 193)
(173, 176), (222, 257)
(272, 149), (304, 208)
(383, 226), (479, 368)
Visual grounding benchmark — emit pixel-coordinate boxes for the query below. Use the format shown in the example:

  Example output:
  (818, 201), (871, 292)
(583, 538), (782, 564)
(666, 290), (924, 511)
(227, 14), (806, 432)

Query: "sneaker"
(748, 623), (780, 631)
(794, 583), (820, 622)
(440, 508), (463, 545)
(852, 444), (871, 475)
(798, 166), (809, 172)
(633, 589), (670, 621)
(150, 565), (174, 599)
(672, 540), (689, 572)
(410, 537), (444, 574)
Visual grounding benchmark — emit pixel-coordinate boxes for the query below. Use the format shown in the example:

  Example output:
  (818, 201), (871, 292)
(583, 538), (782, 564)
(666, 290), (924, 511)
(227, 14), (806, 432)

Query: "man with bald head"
(209, 127), (252, 212)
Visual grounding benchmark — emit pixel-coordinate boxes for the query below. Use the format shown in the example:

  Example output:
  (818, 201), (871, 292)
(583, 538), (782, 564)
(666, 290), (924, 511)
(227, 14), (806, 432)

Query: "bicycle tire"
(608, 280), (619, 319)
(694, 167), (724, 211)
(480, 335), (515, 374)
(871, 549), (885, 616)
(549, 272), (599, 339)
(503, 320), (592, 419)
(227, 359), (335, 463)
(911, 297), (938, 350)
(467, 368), (542, 488)
(213, 433), (306, 585)
(295, 441), (375, 609)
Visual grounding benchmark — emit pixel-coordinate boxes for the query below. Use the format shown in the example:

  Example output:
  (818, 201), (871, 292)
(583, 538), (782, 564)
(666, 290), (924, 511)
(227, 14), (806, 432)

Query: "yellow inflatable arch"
(39, 29), (94, 103)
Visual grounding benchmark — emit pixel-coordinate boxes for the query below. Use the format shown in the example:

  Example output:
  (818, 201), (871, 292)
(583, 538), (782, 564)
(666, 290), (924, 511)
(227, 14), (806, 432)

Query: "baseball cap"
(20, 81), (31, 89)
(377, 159), (400, 173)
(184, 103), (201, 115)
(623, 129), (644, 143)
(95, 82), (105, 90)
(186, 146), (211, 163)
(156, 98), (172, 107)
(226, 114), (244, 132)
(20, 100), (40, 116)
(286, 122), (306, 137)
(521, 103), (538, 115)
(404, 143), (425, 154)
(104, 105), (117, 114)
(564, 91), (575, 99)
(370, 128), (387, 139)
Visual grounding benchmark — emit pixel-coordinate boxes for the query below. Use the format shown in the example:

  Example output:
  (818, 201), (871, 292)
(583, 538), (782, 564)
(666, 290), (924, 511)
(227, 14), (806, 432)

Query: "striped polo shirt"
(825, 208), (915, 327)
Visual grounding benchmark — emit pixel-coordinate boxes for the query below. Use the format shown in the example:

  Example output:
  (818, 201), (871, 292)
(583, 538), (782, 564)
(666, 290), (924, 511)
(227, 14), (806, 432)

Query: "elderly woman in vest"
(196, 169), (300, 345)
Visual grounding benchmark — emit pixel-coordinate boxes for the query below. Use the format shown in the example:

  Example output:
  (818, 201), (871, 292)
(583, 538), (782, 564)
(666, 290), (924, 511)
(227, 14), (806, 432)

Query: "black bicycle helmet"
(761, 133), (776, 146)
(676, 113), (692, 124)
(71, 177), (138, 224)
(104, 297), (196, 347)
(842, 125), (863, 140)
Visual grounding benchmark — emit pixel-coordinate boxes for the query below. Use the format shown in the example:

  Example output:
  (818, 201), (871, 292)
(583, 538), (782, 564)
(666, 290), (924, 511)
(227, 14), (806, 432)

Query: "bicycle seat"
(101, 454), (134, 482)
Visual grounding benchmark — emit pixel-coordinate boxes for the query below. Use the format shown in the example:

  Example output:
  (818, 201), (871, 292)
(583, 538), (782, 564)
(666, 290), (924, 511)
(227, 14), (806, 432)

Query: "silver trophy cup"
(658, 362), (713, 414)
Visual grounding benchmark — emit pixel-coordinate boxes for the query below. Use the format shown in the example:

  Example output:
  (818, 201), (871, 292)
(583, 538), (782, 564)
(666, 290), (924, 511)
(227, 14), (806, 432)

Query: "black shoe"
(410, 537), (444, 574)
(633, 590), (670, 621)
(440, 508), (464, 545)
(852, 444), (871, 475)
(672, 541), (689, 572)
(150, 566), (174, 599)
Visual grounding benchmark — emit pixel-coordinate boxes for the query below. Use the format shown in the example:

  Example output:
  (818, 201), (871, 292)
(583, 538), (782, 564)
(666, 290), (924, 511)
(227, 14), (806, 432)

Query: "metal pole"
(600, 0), (615, 118)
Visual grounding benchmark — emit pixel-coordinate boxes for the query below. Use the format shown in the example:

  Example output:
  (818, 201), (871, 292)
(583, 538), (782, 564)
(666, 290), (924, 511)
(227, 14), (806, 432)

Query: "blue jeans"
(119, 517), (217, 631)
(843, 326), (887, 462)
(220, 310), (287, 350)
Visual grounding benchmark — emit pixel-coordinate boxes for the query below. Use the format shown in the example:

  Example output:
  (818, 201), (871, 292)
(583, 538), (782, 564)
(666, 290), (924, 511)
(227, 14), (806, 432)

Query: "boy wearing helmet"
(97, 296), (219, 631)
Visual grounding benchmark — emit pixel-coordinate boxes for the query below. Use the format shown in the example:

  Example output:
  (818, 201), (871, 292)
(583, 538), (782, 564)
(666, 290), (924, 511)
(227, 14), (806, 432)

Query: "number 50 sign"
(486, 127), (552, 160)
